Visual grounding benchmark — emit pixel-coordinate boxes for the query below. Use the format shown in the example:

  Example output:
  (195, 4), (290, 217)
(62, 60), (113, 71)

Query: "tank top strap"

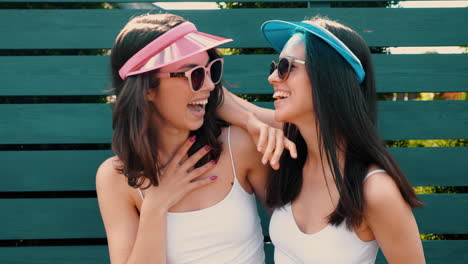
(227, 126), (239, 183)
(137, 187), (144, 200)
(363, 169), (386, 182)
(138, 127), (240, 201)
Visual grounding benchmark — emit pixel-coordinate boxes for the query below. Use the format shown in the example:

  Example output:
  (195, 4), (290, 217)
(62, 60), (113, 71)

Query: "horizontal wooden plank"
(0, 104), (113, 144)
(376, 240), (468, 264)
(0, 240), (465, 264)
(0, 56), (110, 96)
(226, 54), (468, 94)
(1, 147), (466, 192)
(0, 198), (105, 239)
(1, 54), (466, 96)
(258, 100), (468, 140)
(0, 246), (109, 264)
(376, 101), (467, 140)
(391, 147), (468, 187)
(0, 194), (465, 239)
(415, 194), (468, 234)
(1, 150), (113, 192)
(0, 9), (466, 49)
(0, 101), (466, 144)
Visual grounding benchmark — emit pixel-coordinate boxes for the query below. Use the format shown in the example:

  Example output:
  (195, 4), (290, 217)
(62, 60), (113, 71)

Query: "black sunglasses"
(270, 56), (305, 81)
(155, 58), (224, 92)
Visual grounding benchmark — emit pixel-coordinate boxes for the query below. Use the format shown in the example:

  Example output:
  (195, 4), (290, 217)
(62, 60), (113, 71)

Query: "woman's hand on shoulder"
(364, 171), (425, 264)
(245, 112), (297, 170)
(141, 136), (218, 214)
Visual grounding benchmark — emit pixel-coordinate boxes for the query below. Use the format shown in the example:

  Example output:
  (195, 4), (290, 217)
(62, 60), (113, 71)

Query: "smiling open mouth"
(273, 91), (290, 100)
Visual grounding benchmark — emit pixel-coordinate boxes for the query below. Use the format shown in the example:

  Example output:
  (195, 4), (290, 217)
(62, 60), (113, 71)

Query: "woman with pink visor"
(96, 13), (296, 264)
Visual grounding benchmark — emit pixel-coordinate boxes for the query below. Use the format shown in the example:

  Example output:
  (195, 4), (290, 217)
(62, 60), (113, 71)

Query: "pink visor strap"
(118, 22), (197, 80)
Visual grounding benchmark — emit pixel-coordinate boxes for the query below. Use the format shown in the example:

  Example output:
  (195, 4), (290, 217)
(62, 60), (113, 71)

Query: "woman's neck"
(150, 117), (191, 166)
(295, 119), (345, 177)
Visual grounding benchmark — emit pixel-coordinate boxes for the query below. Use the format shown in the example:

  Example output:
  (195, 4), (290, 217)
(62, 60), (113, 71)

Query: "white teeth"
(273, 91), (291, 99)
(188, 99), (208, 105)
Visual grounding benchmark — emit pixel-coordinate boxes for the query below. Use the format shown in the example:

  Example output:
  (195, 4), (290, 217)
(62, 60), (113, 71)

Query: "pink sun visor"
(118, 22), (233, 80)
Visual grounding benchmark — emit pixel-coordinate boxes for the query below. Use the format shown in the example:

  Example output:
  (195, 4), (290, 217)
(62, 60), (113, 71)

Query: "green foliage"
(219, 2), (306, 9)
(0, 2), (117, 9)
(415, 186), (468, 194)
(386, 139), (468, 148)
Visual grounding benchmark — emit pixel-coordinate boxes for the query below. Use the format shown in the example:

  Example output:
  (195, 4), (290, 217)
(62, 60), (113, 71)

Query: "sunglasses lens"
(277, 58), (290, 80)
(191, 67), (205, 91)
(270, 61), (277, 75)
(210, 59), (223, 84)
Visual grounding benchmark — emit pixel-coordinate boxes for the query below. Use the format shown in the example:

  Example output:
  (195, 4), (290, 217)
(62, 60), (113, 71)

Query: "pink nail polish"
(210, 176), (218, 181)
(189, 135), (196, 142)
(204, 145), (211, 151)
(210, 160), (218, 165)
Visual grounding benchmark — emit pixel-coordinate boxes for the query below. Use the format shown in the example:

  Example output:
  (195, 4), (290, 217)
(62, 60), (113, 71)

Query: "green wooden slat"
(0, 104), (113, 144)
(264, 242), (274, 264)
(376, 240), (468, 264)
(0, 241), (465, 264)
(374, 54), (468, 93)
(1, 150), (114, 192)
(416, 194), (468, 234)
(1, 54), (467, 96)
(225, 54), (468, 94)
(256, 100), (468, 140)
(0, 56), (111, 96)
(0, 246), (109, 264)
(376, 101), (467, 140)
(391, 147), (468, 187)
(0, 194), (465, 239)
(0, 9), (467, 49)
(0, 244), (275, 264)
(0, 198), (105, 239)
(0, 101), (466, 144)
(1, 148), (466, 192)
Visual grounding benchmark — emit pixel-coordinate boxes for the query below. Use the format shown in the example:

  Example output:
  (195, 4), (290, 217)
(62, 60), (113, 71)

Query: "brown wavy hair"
(109, 13), (224, 189)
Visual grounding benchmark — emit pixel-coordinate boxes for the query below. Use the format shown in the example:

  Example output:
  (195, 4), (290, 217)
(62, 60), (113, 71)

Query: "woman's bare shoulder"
(96, 156), (127, 193)
(221, 125), (256, 152)
(363, 166), (406, 210)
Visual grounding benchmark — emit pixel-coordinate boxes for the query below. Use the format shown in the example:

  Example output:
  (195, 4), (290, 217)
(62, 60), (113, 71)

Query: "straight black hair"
(266, 17), (422, 229)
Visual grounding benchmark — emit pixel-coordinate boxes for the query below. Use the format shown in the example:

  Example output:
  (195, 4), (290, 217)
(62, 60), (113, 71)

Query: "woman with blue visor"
(222, 16), (425, 263)
(263, 16), (426, 264)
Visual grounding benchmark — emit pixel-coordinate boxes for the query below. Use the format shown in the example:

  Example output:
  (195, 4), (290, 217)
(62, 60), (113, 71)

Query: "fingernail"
(210, 175), (218, 181)
(204, 145), (211, 151)
(210, 160), (218, 165)
(189, 135), (196, 142)
(258, 147), (262, 152)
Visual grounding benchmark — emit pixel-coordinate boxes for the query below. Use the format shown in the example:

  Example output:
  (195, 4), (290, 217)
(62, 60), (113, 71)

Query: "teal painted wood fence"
(0, 1), (467, 263)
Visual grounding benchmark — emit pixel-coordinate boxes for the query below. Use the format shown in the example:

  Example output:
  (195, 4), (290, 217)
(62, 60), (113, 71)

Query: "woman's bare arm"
(96, 158), (167, 264)
(96, 139), (218, 263)
(219, 87), (281, 129)
(364, 172), (425, 264)
(217, 87), (297, 169)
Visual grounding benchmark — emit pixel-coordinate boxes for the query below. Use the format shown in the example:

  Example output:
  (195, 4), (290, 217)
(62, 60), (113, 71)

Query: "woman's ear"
(146, 89), (156, 101)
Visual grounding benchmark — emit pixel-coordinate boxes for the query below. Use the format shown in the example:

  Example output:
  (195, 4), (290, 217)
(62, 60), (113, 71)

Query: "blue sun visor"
(261, 20), (366, 84)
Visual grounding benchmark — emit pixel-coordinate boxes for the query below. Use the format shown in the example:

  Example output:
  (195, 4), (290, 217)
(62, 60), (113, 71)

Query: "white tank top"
(269, 169), (385, 264)
(138, 126), (265, 264)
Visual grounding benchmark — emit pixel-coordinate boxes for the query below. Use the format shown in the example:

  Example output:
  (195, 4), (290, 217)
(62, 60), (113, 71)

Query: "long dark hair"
(109, 14), (224, 189)
(266, 17), (422, 229)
